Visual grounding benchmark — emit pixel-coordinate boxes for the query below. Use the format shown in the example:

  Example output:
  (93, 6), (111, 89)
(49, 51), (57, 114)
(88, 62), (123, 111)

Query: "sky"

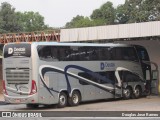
(0, 0), (125, 27)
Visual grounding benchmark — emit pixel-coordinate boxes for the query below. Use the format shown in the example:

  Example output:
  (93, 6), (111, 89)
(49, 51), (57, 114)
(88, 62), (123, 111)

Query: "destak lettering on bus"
(8, 47), (26, 55)
(100, 62), (115, 70)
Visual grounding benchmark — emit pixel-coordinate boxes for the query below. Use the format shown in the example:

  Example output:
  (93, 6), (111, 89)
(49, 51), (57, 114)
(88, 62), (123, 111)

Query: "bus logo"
(8, 48), (13, 54)
(100, 62), (115, 70)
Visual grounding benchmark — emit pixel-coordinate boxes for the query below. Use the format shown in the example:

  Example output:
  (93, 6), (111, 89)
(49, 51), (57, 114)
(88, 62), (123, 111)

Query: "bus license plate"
(15, 99), (21, 103)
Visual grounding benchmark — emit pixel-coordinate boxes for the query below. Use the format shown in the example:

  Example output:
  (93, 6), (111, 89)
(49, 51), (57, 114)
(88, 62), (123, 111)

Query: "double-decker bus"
(2, 42), (151, 108)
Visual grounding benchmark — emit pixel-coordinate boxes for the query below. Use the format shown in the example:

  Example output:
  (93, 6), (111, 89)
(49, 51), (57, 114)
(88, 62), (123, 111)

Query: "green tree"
(20, 11), (47, 32)
(0, 2), (23, 33)
(0, 2), (49, 33)
(91, 1), (115, 25)
(126, 0), (147, 23)
(65, 15), (95, 28)
(115, 0), (160, 24)
(115, 4), (130, 24)
(143, 0), (160, 21)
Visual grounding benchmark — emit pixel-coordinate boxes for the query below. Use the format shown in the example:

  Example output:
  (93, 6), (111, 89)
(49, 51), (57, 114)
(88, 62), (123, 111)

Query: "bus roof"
(31, 42), (133, 47)
(5, 42), (135, 47)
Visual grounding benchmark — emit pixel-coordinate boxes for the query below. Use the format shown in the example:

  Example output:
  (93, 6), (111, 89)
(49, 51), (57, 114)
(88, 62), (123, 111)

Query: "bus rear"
(2, 43), (38, 104)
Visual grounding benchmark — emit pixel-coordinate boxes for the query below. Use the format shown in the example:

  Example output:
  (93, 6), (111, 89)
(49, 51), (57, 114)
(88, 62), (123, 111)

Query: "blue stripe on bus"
(40, 65), (116, 97)
(64, 65), (115, 93)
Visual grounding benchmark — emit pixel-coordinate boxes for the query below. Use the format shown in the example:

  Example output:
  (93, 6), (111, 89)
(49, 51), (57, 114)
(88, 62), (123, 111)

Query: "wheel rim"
(124, 89), (130, 98)
(135, 88), (140, 97)
(60, 95), (66, 105)
(72, 94), (79, 104)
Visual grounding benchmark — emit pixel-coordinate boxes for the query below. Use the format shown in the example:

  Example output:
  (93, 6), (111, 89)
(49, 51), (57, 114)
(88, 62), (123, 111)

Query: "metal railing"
(0, 30), (60, 44)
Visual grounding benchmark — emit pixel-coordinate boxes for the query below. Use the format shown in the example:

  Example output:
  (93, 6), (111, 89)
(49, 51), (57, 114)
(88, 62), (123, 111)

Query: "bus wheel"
(26, 104), (39, 108)
(68, 91), (81, 106)
(123, 87), (132, 100)
(58, 92), (67, 108)
(134, 86), (142, 99)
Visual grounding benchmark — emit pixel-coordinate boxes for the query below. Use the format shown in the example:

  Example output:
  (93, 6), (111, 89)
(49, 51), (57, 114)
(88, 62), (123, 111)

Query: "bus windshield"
(3, 44), (31, 58)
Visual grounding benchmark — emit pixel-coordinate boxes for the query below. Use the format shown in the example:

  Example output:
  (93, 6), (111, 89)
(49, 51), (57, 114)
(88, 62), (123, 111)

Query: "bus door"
(142, 61), (159, 95)
(151, 70), (159, 95)
(135, 45), (152, 94)
(149, 62), (159, 95)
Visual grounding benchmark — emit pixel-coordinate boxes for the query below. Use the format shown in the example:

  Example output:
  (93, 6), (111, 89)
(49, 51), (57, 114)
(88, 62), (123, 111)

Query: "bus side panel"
(38, 72), (59, 105)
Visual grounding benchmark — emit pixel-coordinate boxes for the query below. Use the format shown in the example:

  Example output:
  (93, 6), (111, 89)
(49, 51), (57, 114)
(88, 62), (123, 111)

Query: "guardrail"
(0, 30), (60, 44)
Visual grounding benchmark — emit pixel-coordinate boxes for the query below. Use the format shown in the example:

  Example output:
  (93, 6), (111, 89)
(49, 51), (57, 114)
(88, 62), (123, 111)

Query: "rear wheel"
(123, 87), (132, 99)
(134, 86), (142, 99)
(57, 92), (67, 108)
(68, 91), (81, 106)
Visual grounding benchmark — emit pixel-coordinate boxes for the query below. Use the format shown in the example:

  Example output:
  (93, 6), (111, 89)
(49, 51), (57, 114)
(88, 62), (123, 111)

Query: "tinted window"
(38, 46), (70, 61)
(78, 72), (99, 85)
(78, 71), (116, 85)
(99, 71), (116, 84)
(119, 71), (144, 82)
(112, 47), (138, 61)
(37, 46), (112, 61)
(97, 48), (111, 60)
(4, 44), (31, 58)
(37, 46), (138, 62)
(136, 46), (149, 61)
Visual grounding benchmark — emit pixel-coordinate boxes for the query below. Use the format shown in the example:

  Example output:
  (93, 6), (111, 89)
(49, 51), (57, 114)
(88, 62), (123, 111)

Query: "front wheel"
(57, 92), (67, 108)
(68, 91), (81, 106)
(123, 87), (132, 100)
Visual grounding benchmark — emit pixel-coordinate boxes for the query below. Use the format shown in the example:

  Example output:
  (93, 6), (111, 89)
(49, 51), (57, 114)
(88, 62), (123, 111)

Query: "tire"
(68, 91), (81, 106)
(133, 86), (142, 99)
(57, 92), (67, 108)
(123, 87), (132, 100)
(26, 104), (39, 108)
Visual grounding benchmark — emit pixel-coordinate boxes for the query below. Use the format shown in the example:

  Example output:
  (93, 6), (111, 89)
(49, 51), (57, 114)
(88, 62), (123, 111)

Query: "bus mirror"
(152, 70), (158, 80)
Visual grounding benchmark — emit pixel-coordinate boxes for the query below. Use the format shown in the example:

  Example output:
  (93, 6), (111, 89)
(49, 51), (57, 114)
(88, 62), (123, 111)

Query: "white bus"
(3, 42), (151, 108)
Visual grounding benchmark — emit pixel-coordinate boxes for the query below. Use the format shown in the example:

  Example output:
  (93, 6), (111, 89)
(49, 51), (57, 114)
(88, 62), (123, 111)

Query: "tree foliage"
(1, 1), (160, 31)
(66, 15), (91, 28)
(0, 2), (23, 33)
(91, 2), (115, 26)
(18, 11), (47, 32)
(0, 2), (48, 33)
(65, 0), (160, 28)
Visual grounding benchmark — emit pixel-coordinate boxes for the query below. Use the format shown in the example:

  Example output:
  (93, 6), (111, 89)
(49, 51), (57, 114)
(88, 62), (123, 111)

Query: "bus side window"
(123, 47), (138, 61)
(136, 46), (149, 61)
(45, 50), (51, 59)
(98, 48), (111, 60)
(51, 47), (59, 61)
(58, 47), (64, 61)
(38, 46), (52, 60)
(38, 48), (44, 59)
(112, 47), (123, 60)
(99, 71), (115, 84)
(89, 50), (97, 60)
(111, 47), (138, 61)
(122, 71), (143, 82)
(78, 73), (90, 85)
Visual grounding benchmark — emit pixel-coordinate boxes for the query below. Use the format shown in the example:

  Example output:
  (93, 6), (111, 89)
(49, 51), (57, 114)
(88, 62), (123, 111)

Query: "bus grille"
(6, 68), (30, 84)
